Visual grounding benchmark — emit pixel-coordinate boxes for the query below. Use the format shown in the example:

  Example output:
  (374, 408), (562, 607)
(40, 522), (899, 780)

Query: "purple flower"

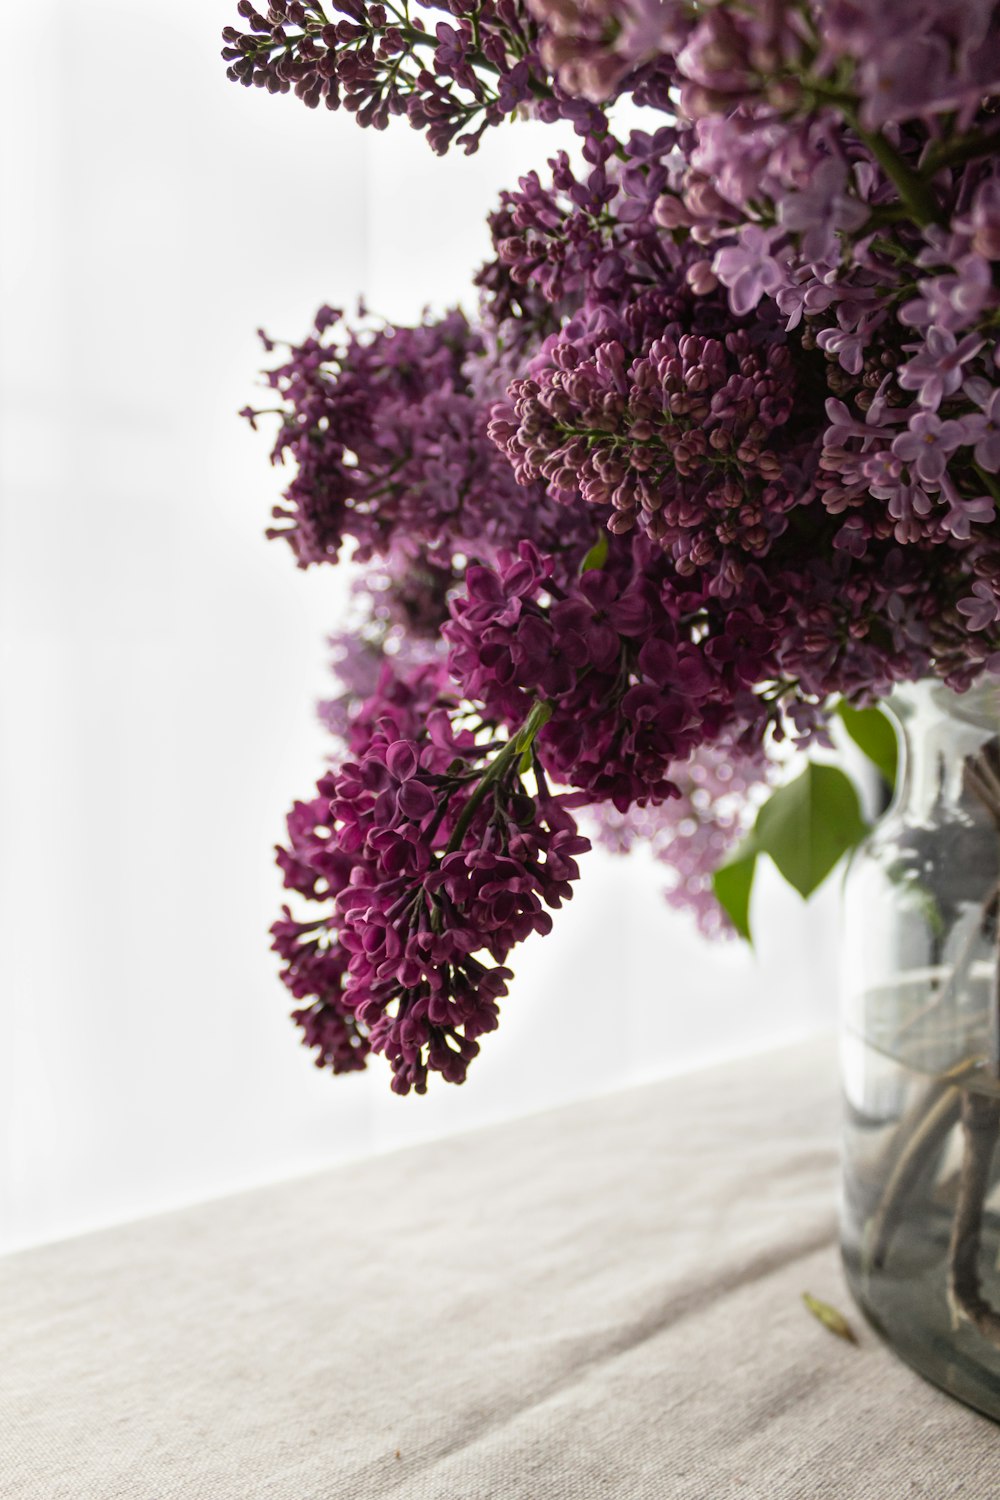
(938, 475), (994, 541)
(891, 411), (965, 487)
(859, 448), (907, 500)
(712, 226), (785, 318)
(222, 0), (564, 155)
(958, 580), (1000, 633)
(897, 328), (985, 411)
(857, 33), (952, 128)
(816, 310), (887, 378)
(274, 651), (594, 1093)
(248, 306), (592, 581)
(824, 397), (893, 448)
(364, 740), (438, 827)
(900, 255), (993, 334)
(887, 482), (935, 544)
(489, 284), (816, 580)
(958, 390), (1000, 473)
(777, 158), (869, 263)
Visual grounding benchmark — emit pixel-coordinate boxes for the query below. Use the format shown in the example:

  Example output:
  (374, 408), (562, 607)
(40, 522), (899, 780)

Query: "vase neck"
(890, 680), (1000, 825)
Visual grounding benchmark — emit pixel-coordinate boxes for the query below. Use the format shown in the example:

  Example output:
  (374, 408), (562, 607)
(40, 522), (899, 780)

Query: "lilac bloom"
(816, 310), (885, 377)
(712, 226), (785, 317)
(777, 158), (869, 263)
(825, 398), (893, 446)
(958, 581), (1000, 633)
(897, 328), (985, 410)
(899, 255), (993, 333)
(938, 475), (994, 541)
(860, 448), (907, 499)
(892, 411), (965, 486)
(887, 484), (934, 544)
(240, 14), (1000, 1103)
(833, 516), (869, 557)
(959, 390), (1000, 472)
(858, 33), (952, 128)
(776, 269), (838, 331)
(970, 178), (1000, 259)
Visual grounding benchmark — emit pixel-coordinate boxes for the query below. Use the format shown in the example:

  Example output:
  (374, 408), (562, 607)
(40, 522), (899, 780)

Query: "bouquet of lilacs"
(223, 0), (1000, 1095)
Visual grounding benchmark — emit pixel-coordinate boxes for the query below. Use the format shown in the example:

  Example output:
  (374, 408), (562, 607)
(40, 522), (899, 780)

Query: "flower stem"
(925, 125), (1000, 175)
(974, 464), (1000, 506)
(947, 1088), (1000, 1345)
(445, 700), (552, 855)
(851, 123), (945, 229)
(863, 1068), (973, 1273)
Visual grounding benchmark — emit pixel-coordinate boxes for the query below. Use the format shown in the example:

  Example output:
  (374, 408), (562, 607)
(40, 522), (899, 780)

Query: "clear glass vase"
(841, 679), (1000, 1420)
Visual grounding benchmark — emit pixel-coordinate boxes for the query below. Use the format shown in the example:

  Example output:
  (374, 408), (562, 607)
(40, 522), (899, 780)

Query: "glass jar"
(841, 679), (1000, 1420)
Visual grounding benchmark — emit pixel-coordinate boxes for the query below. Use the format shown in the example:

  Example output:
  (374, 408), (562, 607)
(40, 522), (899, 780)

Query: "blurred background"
(0, 0), (839, 1255)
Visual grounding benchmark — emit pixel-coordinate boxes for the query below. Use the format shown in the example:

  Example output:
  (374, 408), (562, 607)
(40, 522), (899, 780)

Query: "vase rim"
(889, 676), (1000, 731)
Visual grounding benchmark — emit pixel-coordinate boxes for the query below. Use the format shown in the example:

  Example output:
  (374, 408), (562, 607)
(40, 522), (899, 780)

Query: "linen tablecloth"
(2, 1037), (997, 1498)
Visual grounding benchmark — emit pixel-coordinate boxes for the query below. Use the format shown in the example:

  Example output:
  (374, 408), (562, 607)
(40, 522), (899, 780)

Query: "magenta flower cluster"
(226, 0), (1000, 1089)
(445, 539), (764, 808)
(490, 299), (806, 586)
(274, 653), (588, 1091)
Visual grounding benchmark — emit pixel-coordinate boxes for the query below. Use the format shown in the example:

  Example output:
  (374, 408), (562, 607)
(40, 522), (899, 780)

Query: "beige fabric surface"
(2, 1037), (997, 1498)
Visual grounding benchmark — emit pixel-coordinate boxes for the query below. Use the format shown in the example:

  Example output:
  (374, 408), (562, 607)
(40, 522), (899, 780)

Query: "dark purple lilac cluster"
(444, 539), (776, 808)
(247, 306), (591, 580)
(273, 651), (589, 1092)
(475, 124), (694, 356)
(223, 0), (597, 153)
(489, 289), (814, 590)
(272, 785), (368, 1075)
(441, 530), (965, 812)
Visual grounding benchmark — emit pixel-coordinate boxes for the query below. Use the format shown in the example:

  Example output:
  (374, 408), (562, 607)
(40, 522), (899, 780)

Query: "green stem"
(925, 125), (1000, 175)
(308, 10), (554, 100)
(864, 1070), (973, 1272)
(445, 701), (552, 855)
(975, 464), (1000, 506)
(852, 122), (945, 229)
(947, 1089), (1000, 1345)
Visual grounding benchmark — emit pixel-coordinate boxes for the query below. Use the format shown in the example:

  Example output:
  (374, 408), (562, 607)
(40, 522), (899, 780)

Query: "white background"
(0, 0), (839, 1255)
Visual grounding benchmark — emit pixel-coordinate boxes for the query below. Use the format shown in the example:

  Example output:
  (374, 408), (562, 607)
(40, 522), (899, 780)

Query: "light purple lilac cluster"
(527, 1), (1000, 128)
(226, 0), (1000, 1089)
(593, 744), (774, 938)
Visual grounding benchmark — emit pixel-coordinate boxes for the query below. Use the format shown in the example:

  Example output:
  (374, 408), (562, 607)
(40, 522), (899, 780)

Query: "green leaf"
(802, 1292), (859, 1346)
(712, 849), (757, 943)
(753, 762), (869, 899)
(835, 701), (898, 790)
(579, 531), (609, 573)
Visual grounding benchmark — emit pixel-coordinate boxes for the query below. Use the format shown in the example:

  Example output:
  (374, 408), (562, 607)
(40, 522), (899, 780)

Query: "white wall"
(0, 0), (839, 1255)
